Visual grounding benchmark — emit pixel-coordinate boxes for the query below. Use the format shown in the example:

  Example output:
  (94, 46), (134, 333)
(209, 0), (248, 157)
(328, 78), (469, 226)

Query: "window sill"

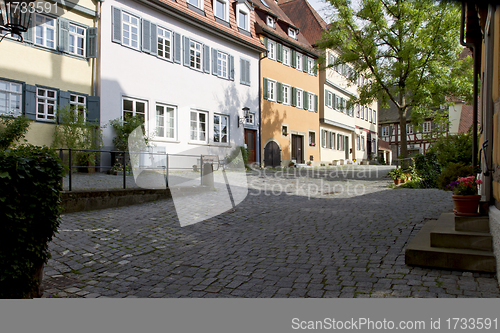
(153, 138), (180, 143)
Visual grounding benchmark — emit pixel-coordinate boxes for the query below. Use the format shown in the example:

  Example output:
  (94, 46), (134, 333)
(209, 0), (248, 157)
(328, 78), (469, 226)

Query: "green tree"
(318, 0), (473, 160)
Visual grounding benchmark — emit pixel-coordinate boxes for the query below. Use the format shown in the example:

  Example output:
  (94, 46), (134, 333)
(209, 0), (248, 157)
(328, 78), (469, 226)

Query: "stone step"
(429, 213), (493, 251)
(405, 216), (496, 273)
(455, 215), (490, 232)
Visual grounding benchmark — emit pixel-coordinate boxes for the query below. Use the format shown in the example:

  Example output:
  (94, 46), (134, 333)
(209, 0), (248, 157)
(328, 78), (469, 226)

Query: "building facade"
(99, 0), (264, 165)
(0, 0), (99, 146)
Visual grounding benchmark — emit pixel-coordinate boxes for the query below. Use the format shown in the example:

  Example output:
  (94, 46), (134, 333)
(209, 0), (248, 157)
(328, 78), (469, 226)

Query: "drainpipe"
(460, 1), (479, 169)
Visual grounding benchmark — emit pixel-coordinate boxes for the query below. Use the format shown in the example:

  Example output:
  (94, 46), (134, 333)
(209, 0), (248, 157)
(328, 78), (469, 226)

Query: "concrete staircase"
(405, 213), (496, 272)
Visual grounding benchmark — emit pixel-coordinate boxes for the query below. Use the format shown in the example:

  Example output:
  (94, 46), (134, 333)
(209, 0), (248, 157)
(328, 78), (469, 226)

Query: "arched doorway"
(264, 141), (281, 167)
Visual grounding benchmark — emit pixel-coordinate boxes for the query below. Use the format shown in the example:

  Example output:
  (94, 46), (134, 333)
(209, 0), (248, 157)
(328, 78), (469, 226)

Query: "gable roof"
(139, 0), (266, 52)
(277, 0), (327, 46)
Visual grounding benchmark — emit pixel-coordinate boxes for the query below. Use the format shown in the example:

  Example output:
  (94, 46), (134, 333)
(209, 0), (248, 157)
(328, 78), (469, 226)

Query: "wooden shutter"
(150, 23), (157, 56)
(58, 18), (69, 52)
(303, 91), (309, 110)
(302, 55), (307, 73)
(291, 50), (297, 68)
(276, 82), (283, 103)
(203, 45), (210, 73)
(86, 27), (98, 58)
(229, 55), (234, 81)
(245, 60), (250, 85)
(315, 94), (318, 112)
(87, 96), (100, 125)
(263, 78), (268, 100)
(291, 87), (297, 107)
(173, 32), (181, 63)
(183, 36), (190, 67)
(277, 43), (283, 63)
(142, 19), (151, 52)
(59, 91), (70, 112)
(212, 48), (218, 75)
(111, 6), (122, 43)
(24, 85), (37, 120)
(22, 17), (33, 43)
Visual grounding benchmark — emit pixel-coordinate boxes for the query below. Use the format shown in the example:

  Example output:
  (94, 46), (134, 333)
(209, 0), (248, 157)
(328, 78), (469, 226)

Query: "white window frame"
(283, 84), (291, 105)
(283, 47), (290, 66)
(122, 97), (147, 125)
(190, 109), (208, 143)
(121, 11), (140, 50)
(309, 131), (316, 147)
(296, 53), (302, 71)
(36, 87), (57, 122)
(70, 94), (86, 120)
(237, 6), (250, 31)
(288, 28), (297, 39)
(334, 96), (341, 111)
(266, 16), (275, 28)
(296, 88), (303, 109)
(34, 13), (56, 49)
(373, 110), (376, 124)
(190, 40), (203, 71)
(188, 0), (204, 10)
(308, 57), (315, 75)
(281, 124), (289, 137)
(356, 104), (360, 118)
(326, 91), (333, 108)
(155, 103), (176, 140)
(368, 108), (372, 123)
(214, 0), (229, 22)
(157, 26), (172, 61)
(213, 114), (229, 143)
(406, 124), (414, 134)
(308, 92), (315, 112)
(0, 80), (22, 116)
(267, 79), (276, 102)
(423, 121), (431, 133)
(268, 40), (276, 60)
(364, 106), (368, 121)
(68, 22), (86, 56)
(381, 126), (389, 137)
(217, 51), (229, 79)
(245, 112), (255, 125)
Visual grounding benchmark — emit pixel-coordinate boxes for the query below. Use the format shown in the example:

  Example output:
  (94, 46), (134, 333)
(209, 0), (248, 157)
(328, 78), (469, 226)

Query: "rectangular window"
(36, 88), (57, 121)
(335, 96), (341, 111)
(123, 97), (146, 124)
(423, 121), (431, 133)
(321, 130), (326, 148)
(268, 41), (276, 60)
(35, 14), (56, 49)
(0, 80), (22, 116)
(213, 114), (228, 143)
(283, 47), (290, 66)
(238, 11), (248, 30)
(406, 124), (414, 134)
(267, 16), (275, 28)
(282, 124), (288, 137)
(283, 85), (290, 105)
(122, 12), (140, 49)
(190, 40), (202, 70)
(309, 131), (316, 147)
(308, 93), (314, 112)
(156, 104), (176, 139)
(190, 110), (207, 142)
(245, 112), (255, 125)
(217, 51), (228, 78)
(296, 88), (303, 109)
(382, 126), (389, 137)
(215, 0), (227, 20)
(68, 23), (86, 56)
(296, 53), (302, 71)
(326, 92), (332, 108)
(188, 0), (203, 9)
(157, 27), (172, 60)
(364, 106), (368, 120)
(373, 110), (376, 124)
(267, 80), (276, 101)
(70, 94), (86, 120)
(360, 105), (364, 119)
(308, 58), (315, 75)
(356, 104), (360, 118)
(288, 28), (297, 39)
(369, 108), (372, 122)
(240, 58), (251, 85)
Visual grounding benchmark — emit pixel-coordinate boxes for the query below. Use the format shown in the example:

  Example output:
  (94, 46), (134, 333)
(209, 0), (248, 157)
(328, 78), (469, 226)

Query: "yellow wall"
(260, 52), (320, 164)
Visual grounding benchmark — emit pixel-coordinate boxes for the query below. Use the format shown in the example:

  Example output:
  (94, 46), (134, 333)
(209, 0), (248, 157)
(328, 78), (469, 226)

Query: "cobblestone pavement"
(43, 166), (500, 298)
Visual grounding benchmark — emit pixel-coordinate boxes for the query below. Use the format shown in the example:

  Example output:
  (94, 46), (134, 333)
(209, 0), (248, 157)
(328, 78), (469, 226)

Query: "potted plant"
(447, 176), (483, 215)
(387, 168), (405, 185)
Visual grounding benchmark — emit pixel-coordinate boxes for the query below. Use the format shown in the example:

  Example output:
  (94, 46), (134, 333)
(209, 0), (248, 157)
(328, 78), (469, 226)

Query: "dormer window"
(188, 0), (203, 10)
(214, 0), (229, 22)
(267, 16), (275, 28)
(288, 28), (297, 39)
(236, 2), (251, 32)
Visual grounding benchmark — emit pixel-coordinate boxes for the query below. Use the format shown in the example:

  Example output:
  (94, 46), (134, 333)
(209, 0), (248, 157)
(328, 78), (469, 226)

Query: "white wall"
(100, 0), (261, 161)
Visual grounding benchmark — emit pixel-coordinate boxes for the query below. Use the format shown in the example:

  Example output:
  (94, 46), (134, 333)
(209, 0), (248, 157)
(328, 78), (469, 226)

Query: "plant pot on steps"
(452, 194), (481, 216)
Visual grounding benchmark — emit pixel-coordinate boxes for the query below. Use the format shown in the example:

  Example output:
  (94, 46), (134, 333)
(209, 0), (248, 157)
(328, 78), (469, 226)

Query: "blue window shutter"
(86, 27), (98, 58)
(303, 91), (308, 110)
(142, 19), (151, 52)
(150, 23), (157, 56)
(203, 45), (210, 73)
(276, 82), (283, 103)
(87, 96), (100, 124)
(263, 78), (268, 100)
(291, 50), (296, 68)
(183, 36), (190, 67)
(173, 32), (181, 63)
(112, 6), (122, 43)
(24, 84), (36, 120)
(291, 87), (297, 107)
(276, 43), (283, 63)
(303, 56), (308, 73)
(58, 18), (69, 52)
(229, 55), (234, 81)
(212, 48), (218, 75)
(315, 94), (318, 112)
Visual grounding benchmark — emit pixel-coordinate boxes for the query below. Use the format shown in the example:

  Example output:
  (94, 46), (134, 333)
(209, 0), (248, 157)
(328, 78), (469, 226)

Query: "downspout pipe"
(460, 1), (479, 169)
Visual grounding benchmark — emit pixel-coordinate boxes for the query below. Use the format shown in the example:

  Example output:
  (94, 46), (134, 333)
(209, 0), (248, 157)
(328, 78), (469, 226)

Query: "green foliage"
(0, 145), (65, 298)
(109, 115), (147, 152)
(414, 152), (441, 188)
(225, 146), (249, 170)
(0, 114), (30, 149)
(317, 0), (472, 160)
(52, 106), (103, 166)
(399, 176), (425, 189)
(387, 168), (405, 180)
(426, 132), (473, 167)
(437, 162), (476, 190)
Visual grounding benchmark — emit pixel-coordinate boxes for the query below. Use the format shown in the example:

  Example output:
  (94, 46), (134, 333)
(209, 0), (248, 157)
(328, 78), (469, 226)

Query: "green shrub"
(399, 176), (425, 189)
(414, 152), (441, 188)
(0, 114), (30, 149)
(109, 115), (147, 152)
(426, 132), (473, 167)
(0, 145), (65, 298)
(436, 162), (476, 190)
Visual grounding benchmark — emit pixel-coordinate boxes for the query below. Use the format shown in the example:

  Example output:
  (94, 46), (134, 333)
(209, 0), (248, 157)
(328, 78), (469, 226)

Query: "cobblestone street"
(42, 167), (500, 298)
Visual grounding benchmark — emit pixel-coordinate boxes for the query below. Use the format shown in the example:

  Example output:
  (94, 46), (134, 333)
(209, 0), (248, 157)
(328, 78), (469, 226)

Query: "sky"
(307, 0), (334, 22)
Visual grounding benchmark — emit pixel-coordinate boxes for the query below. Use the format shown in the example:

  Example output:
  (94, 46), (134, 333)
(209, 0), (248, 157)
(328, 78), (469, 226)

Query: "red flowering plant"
(447, 176), (482, 195)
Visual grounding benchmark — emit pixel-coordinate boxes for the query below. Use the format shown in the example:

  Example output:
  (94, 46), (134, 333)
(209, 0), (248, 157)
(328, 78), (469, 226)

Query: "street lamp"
(238, 107), (250, 128)
(0, 0), (36, 42)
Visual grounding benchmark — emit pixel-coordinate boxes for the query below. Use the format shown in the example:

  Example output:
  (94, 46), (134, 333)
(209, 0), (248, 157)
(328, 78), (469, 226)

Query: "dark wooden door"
(245, 129), (257, 164)
(345, 136), (349, 160)
(264, 141), (280, 167)
(292, 134), (303, 164)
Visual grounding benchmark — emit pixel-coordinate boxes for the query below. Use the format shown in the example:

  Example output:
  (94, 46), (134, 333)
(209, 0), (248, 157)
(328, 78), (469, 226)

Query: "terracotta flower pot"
(393, 178), (401, 185)
(452, 194), (481, 215)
